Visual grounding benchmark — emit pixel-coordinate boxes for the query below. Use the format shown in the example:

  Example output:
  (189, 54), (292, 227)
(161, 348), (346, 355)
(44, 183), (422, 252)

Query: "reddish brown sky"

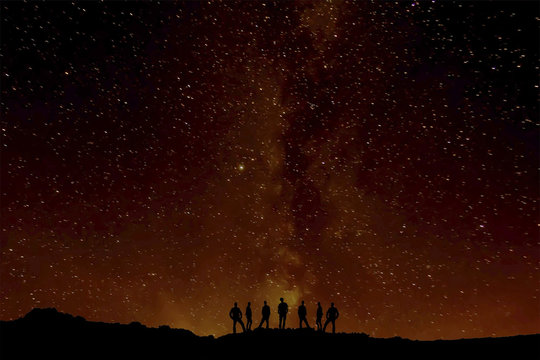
(1, 1), (538, 340)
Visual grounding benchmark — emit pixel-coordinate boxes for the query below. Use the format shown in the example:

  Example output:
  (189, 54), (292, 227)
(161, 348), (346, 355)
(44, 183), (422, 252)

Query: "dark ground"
(0, 308), (538, 359)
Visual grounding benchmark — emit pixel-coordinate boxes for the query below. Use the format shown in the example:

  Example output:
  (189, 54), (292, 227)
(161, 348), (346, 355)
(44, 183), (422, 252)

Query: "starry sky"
(1, 1), (538, 340)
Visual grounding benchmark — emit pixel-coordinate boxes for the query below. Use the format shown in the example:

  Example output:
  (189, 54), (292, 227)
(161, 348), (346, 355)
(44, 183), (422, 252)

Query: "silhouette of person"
(278, 297), (288, 329)
(298, 300), (310, 329)
(257, 300), (270, 329)
(316, 302), (323, 331)
(229, 302), (245, 334)
(323, 302), (339, 334)
(245, 302), (252, 331)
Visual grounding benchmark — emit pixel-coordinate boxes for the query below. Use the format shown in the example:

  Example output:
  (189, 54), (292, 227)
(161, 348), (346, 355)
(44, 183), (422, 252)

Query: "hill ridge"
(1, 308), (538, 359)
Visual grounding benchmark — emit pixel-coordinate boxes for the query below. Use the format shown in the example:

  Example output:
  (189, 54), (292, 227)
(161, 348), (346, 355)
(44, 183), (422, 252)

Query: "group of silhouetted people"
(229, 298), (339, 334)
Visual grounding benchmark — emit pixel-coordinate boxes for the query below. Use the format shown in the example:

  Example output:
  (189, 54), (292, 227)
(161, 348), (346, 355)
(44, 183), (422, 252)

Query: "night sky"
(1, 1), (538, 340)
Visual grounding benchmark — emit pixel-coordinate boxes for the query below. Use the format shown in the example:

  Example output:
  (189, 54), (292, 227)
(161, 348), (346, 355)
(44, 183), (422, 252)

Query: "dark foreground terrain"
(0, 308), (538, 359)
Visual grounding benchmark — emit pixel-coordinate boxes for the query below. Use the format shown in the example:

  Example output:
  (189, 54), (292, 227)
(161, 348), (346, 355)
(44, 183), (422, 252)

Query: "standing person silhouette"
(278, 297), (288, 329)
(229, 302), (245, 334)
(245, 302), (252, 331)
(298, 300), (310, 329)
(257, 300), (270, 329)
(323, 302), (339, 334)
(315, 302), (323, 331)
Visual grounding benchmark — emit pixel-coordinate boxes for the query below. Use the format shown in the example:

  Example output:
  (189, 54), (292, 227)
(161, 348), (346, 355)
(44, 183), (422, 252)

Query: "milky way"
(1, 1), (538, 340)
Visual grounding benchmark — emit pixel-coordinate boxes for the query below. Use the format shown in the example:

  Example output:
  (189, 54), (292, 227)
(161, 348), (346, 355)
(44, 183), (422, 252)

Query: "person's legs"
(323, 318), (331, 332)
(331, 319), (335, 334)
(239, 318), (245, 332)
(233, 319), (237, 334)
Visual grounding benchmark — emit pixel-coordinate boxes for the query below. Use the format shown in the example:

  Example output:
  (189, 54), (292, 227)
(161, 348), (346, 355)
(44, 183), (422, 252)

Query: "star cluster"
(1, 1), (538, 339)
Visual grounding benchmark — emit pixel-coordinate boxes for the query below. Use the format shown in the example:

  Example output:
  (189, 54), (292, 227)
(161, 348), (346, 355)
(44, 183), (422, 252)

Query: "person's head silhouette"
(301, 300), (305, 305)
(330, 302), (334, 307)
(318, 302), (321, 307)
(264, 300), (267, 305)
(280, 297), (284, 302)
(247, 302), (251, 307)
(234, 302), (238, 307)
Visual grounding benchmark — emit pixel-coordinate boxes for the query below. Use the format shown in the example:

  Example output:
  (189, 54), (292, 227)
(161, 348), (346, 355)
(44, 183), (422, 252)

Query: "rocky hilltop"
(1, 308), (538, 359)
